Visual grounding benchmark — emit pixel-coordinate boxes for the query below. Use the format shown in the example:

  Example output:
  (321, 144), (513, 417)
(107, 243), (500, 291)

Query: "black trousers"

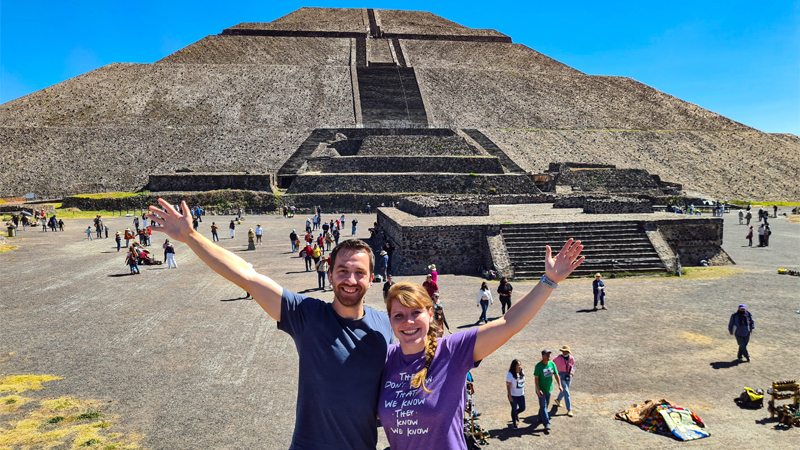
(499, 295), (512, 314)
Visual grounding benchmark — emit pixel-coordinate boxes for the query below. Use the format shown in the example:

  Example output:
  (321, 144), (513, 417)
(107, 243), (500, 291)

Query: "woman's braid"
(411, 322), (439, 393)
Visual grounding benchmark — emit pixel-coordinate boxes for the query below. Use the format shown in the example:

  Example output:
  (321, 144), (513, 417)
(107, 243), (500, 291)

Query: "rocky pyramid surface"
(1, 7), (797, 200)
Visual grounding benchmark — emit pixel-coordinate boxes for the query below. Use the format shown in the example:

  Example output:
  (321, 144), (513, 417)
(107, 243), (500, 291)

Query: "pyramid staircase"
(501, 221), (666, 278)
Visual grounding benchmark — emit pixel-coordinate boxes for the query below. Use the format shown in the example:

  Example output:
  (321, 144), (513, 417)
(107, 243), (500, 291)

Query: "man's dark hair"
(329, 239), (375, 274)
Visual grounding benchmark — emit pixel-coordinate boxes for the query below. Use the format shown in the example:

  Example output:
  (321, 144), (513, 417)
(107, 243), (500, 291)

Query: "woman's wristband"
(539, 275), (558, 289)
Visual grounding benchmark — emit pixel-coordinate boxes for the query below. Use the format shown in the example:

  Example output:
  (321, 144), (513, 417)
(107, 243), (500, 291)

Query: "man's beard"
(332, 282), (367, 308)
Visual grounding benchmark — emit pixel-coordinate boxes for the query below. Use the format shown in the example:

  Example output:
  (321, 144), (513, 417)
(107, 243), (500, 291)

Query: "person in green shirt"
(534, 349), (563, 432)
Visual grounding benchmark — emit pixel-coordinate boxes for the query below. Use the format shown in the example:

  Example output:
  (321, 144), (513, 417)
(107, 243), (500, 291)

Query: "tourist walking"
(255, 224), (263, 245)
(211, 222), (219, 242)
(757, 224), (765, 247)
(534, 350), (563, 432)
(383, 274), (395, 300)
(553, 345), (576, 417)
(305, 217), (312, 234)
(312, 243), (322, 265)
(432, 292), (450, 337)
(133, 216), (140, 233)
(125, 247), (140, 274)
(115, 231), (122, 251)
(506, 359), (526, 428)
(378, 250), (389, 280)
(728, 304), (755, 362)
(498, 277), (513, 314)
(738, 210), (744, 225)
(745, 211), (752, 225)
(58, 219), (65, 232)
(593, 273), (606, 310)
(303, 242), (313, 271)
(164, 239), (177, 269)
(764, 225), (771, 246)
(289, 229), (298, 252)
(476, 281), (494, 324)
(746, 226), (754, 246)
(422, 274), (438, 300)
(229, 220), (236, 239)
(315, 256), (329, 290)
(85, 226), (93, 240)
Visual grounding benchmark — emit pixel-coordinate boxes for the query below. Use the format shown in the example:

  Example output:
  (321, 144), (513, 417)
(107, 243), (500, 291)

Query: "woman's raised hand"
(543, 239), (585, 283)
(147, 199), (193, 243)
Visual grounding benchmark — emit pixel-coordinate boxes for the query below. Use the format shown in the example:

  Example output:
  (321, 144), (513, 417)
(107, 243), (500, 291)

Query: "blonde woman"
(379, 240), (584, 449)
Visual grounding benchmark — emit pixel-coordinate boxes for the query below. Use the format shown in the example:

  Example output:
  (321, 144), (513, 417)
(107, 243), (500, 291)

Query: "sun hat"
(595, 273), (602, 277)
(560, 345), (571, 354)
(380, 250), (387, 255)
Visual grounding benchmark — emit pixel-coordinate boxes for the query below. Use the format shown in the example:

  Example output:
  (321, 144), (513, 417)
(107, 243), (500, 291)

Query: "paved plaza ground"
(1, 206), (798, 449)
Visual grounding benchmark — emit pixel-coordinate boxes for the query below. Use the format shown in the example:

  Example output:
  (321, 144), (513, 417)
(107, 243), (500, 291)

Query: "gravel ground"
(1, 209), (798, 449)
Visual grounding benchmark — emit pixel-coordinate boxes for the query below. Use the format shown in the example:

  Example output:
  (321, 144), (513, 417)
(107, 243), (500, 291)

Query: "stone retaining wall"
(306, 156), (504, 173)
(378, 209), (485, 275)
(286, 173), (540, 194)
(60, 191), (407, 215)
(654, 218), (733, 266)
(146, 173), (275, 192)
(399, 195), (489, 217)
(584, 197), (652, 214)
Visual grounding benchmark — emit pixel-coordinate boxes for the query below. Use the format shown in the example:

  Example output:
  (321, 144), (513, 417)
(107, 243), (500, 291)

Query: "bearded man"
(147, 199), (392, 450)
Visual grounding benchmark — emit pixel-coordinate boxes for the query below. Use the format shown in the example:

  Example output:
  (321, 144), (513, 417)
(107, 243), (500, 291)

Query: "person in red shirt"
(422, 274), (438, 299)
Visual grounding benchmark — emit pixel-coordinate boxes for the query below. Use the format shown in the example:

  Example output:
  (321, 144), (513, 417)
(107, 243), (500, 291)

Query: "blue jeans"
(537, 391), (551, 426)
(510, 395), (526, 423)
(317, 271), (326, 289)
(352, 225), (356, 235)
(557, 372), (572, 410)
(735, 334), (750, 360)
(291, 241), (297, 252)
(212, 232), (219, 242)
(478, 300), (489, 323)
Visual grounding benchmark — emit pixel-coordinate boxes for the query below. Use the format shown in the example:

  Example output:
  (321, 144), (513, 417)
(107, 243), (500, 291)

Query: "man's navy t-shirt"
(278, 289), (393, 450)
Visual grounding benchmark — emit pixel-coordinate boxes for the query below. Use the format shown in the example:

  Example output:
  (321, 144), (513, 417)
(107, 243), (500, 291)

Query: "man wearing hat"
(728, 304), (755, 362)
(378, 250), (389, 280)
(533, 349), (563, 432)
(553, 346), (576, 417)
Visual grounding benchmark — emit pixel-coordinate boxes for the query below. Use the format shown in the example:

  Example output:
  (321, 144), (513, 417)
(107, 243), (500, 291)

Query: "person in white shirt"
(506, 359), (526, 428)
(476, 281), (494, 324)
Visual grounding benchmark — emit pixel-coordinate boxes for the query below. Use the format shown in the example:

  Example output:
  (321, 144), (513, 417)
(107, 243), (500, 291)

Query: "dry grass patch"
(681, 266), (745, 280)
(0, 244), (18, 253)
(0, 375), (144, 449)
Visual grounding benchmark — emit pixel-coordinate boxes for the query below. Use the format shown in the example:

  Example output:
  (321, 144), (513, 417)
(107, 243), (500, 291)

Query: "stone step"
(285, 173), (540, 194)
(357, 67), (427, 126)
(461, 129), (526, 173)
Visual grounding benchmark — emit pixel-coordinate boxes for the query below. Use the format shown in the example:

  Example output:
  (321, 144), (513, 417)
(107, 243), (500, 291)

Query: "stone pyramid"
(1, 7), (797, 200)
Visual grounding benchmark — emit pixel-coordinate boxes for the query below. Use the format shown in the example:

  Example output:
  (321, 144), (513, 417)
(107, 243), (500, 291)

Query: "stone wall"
(286, 173), (540, 194)
(398, 195), (489, 217)
(0, 204), (56, 215)
(552, 168), (664, 195)
(584, 197), (653, 214)
(60, 191), (408, 215)
(655, 218), (733, 266)
(306, 156), (504, 173)
(484, 231), (514, 278)
(146, 173), (275, 192)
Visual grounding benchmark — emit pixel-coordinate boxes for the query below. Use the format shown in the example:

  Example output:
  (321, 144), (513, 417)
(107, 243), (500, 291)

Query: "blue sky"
(2, 1), (798, 134)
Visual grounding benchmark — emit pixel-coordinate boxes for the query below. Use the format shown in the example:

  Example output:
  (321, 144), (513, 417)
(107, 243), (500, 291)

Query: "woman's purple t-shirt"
(379, 327), (480, 450)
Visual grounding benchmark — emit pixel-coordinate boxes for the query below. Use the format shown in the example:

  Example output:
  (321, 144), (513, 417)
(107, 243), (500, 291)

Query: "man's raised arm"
(148, 199), (282, 320)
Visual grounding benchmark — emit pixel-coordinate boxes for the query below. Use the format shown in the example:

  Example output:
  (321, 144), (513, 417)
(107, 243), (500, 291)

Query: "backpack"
(734, 387), (764, 409)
